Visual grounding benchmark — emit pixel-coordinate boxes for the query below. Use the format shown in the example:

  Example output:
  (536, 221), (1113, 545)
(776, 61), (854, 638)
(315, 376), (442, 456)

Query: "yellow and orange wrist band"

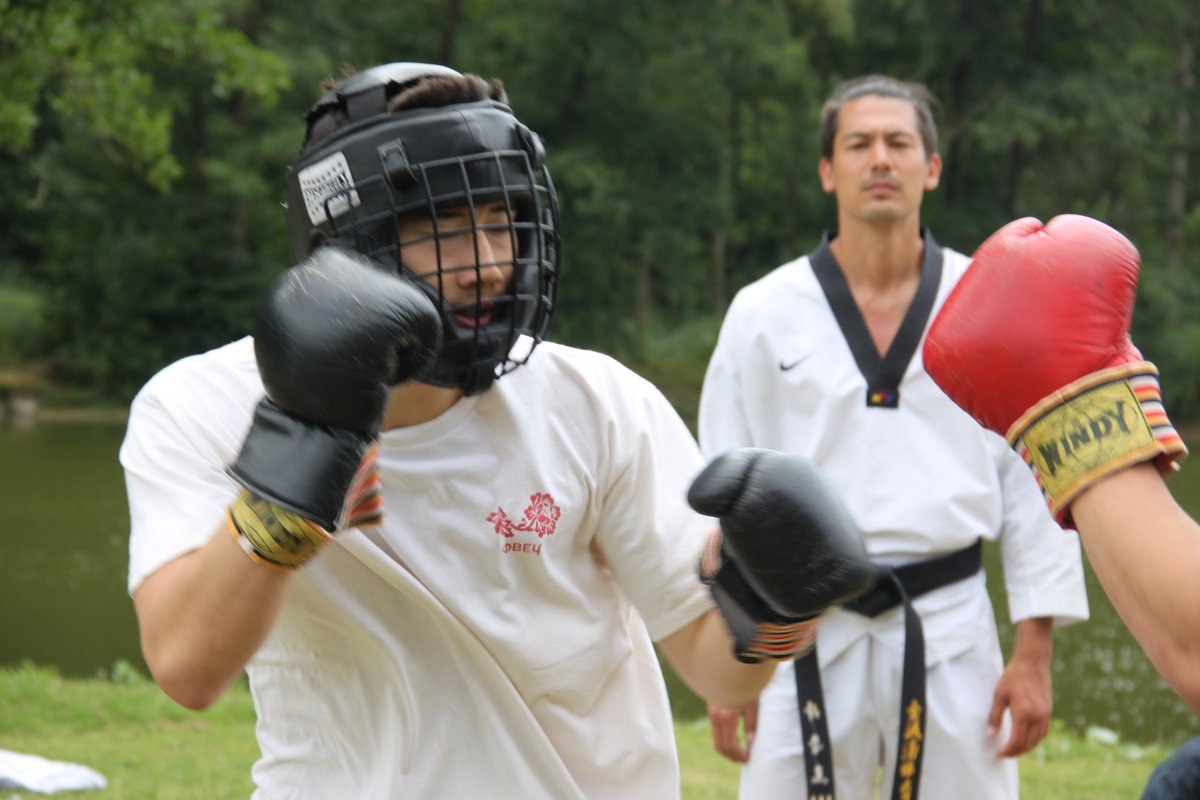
(1009, 362), (1187, 525)
(226, 490), (333, 570)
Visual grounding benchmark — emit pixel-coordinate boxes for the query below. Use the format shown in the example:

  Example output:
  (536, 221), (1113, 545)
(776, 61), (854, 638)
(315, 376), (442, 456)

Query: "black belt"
(794, 538), (982, 800)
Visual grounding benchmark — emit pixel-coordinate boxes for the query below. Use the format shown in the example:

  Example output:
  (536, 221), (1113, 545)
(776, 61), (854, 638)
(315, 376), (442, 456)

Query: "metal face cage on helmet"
(284, 63), (561, 396)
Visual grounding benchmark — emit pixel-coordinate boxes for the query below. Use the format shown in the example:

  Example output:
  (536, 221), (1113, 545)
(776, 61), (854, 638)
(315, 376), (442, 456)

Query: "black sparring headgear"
(284, 63), (560, 396)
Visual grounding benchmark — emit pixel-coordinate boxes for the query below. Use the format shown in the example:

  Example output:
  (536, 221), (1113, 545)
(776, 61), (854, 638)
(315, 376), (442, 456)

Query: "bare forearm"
(1072, 463), (1200, 712)
(134, 524), (291, 710)
(1011, 617), (1053, 667)
(658, 610), (778, 708)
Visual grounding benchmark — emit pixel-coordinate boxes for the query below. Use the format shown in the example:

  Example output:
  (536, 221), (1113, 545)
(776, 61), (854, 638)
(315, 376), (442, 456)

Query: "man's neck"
(827, 216), (928, 356)
(828, 216), (925, 291)
(381, 380), (465, 430)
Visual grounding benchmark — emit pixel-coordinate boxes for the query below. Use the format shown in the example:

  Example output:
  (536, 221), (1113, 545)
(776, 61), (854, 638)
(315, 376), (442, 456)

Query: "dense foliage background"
(1, 0), (1198, 415)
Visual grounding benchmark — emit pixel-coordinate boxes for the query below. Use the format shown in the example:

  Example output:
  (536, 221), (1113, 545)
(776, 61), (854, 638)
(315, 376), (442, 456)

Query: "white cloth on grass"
(0, 748), (106, 793)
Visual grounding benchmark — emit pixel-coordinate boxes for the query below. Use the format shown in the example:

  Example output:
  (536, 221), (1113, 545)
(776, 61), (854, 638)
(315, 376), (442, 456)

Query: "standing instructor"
(699, 75), (1089, 799)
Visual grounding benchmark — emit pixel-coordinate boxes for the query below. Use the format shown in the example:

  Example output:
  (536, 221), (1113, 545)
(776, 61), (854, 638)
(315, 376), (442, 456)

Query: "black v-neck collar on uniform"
(807, 230), (943, 409)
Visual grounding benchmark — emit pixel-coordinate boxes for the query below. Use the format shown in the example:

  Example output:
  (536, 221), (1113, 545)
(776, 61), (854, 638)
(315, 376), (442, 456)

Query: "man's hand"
(709, 700), (759, 764)
(988, 617), (1054, 757)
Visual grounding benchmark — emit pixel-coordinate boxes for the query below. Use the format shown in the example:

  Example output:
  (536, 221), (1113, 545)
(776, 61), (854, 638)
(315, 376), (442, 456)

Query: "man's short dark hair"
(300, 71), (506, 158)
(819, 75), (939, 160)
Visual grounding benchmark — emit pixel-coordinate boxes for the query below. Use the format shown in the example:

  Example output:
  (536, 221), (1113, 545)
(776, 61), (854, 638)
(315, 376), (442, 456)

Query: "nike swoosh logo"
(779, 354), (814, 371)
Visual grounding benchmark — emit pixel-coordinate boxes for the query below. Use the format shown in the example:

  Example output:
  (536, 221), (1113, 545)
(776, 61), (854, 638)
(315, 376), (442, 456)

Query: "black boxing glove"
(225, 248), (442, 568)
(688, 448), (878, 663)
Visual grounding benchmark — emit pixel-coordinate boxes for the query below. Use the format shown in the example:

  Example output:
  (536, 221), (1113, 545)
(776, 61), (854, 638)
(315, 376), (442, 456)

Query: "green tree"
(0, 0), (289, 398)
(2, 0), (1197, 416)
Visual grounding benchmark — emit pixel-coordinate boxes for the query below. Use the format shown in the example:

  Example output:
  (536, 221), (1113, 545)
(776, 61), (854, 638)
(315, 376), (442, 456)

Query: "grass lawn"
(0, 663), (1173, 798)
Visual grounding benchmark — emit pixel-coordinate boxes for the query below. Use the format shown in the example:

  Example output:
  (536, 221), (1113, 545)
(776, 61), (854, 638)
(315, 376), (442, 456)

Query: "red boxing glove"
(924, 214), (1187, 525)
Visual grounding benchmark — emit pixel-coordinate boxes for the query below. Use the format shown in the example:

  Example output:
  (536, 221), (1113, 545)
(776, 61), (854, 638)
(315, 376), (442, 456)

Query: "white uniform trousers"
(739, 633), (1018, 799)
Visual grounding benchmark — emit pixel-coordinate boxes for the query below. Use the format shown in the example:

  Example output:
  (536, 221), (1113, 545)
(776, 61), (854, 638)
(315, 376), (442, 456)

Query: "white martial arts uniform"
(123, 337), (715, 800)
(699, 238), (1090, 799)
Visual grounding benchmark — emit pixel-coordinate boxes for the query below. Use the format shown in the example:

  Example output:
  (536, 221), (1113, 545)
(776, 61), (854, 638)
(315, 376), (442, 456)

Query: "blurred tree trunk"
(635, 249), (651, 349)
(189, 89), (208, 200)
(1003, 0), (1042, 217)
(230, 90), (249, 260)
(439, 0), (464, 66)
(711, 228), (727, 316)
(1164, 37), (1192, 326)
(712, 88), (741, 316)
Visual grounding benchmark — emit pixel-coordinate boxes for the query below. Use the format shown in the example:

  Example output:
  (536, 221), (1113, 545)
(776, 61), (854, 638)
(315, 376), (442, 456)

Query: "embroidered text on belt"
(794, 538), (983, 800)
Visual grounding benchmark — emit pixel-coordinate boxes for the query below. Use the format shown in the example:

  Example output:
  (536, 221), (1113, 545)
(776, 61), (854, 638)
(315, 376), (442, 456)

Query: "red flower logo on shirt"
(487, 508), (516, 538)
(519, 492), (562, 537)
(487, 492), (562, 538)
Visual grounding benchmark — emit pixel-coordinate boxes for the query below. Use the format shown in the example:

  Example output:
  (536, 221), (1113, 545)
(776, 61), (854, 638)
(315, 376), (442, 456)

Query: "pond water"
(1, 418), (1198, 746)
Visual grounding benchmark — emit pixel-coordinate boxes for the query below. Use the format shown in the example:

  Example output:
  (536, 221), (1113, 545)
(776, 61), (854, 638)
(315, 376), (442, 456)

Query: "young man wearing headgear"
(121, 63), (879, 797)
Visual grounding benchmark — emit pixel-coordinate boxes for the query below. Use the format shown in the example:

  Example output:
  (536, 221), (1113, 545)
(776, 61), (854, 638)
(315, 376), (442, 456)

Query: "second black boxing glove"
(689, 448), (878, 663)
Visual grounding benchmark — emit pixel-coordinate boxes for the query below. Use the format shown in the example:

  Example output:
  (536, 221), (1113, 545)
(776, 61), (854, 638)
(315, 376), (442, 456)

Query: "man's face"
(396, 201), (516, 329)
(818, 95), (941, 225)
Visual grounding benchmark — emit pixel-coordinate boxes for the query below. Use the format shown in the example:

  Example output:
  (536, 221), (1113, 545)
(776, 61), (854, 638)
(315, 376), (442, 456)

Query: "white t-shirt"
(122, 337), (715, 799)
(699, 245), (1089, 667)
